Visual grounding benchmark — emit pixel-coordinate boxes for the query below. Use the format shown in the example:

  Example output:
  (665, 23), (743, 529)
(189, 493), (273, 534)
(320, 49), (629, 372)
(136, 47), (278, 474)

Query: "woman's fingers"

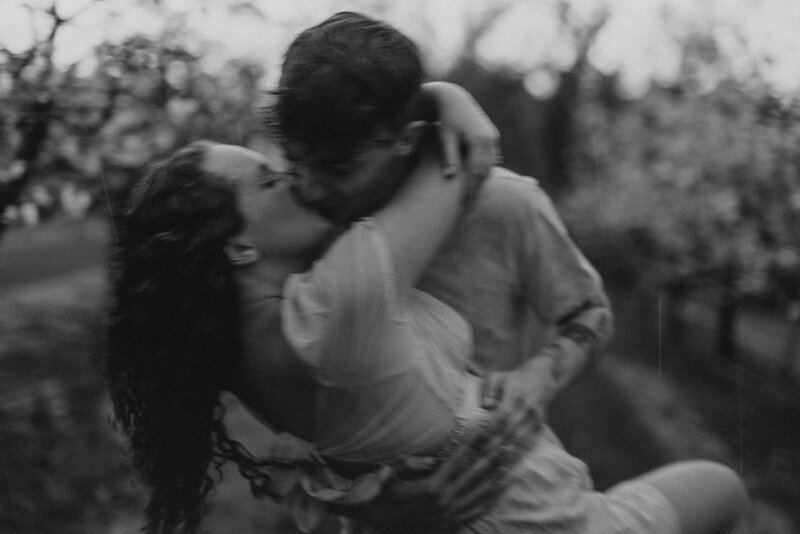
(438, 125), (462, 179)
(467, 133), (500, 181)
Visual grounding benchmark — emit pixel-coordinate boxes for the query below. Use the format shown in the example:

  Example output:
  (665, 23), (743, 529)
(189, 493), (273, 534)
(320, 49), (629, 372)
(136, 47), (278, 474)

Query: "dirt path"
(610, 289), (800, 533)
(0, 216), (110, 291)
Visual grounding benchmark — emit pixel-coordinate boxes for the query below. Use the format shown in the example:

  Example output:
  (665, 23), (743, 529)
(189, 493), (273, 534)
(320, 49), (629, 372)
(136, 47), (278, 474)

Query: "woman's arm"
(421, 81), (501, 179)
(371, 128), (466, 290)
(281, 130), (465, 373)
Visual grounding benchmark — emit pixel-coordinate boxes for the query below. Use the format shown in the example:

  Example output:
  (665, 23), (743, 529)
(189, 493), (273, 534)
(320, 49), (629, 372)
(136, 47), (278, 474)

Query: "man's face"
(284, 135), (409, 224)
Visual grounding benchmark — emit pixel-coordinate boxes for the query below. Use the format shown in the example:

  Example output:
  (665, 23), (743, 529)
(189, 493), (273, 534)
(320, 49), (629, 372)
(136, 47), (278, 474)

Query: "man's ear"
(393, 120), (427, 157)
(224, 237), (261, 266)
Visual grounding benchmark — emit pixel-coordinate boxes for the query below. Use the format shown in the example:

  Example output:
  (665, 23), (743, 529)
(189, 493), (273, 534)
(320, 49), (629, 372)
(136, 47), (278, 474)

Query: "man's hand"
(480, 358), (557, 422)
(481, 330), (598, 419)
(355, 400), (540, 531)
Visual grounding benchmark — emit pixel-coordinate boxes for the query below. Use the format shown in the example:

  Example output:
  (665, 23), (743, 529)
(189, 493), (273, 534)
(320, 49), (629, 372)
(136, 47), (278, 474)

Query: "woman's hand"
(422, 81), (501, 201)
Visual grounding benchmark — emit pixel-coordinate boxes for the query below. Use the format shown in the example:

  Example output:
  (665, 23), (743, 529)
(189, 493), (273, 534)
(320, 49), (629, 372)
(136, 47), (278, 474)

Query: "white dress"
(275, 219), (679, 534)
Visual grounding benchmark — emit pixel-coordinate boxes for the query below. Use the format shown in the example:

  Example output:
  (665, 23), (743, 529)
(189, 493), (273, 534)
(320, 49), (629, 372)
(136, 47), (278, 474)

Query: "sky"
(1, 0), (799, 98)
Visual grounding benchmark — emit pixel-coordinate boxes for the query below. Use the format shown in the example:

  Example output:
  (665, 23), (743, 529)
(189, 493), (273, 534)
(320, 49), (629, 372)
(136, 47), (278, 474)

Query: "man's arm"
(354, 180), (614, 530)
(481, 180), (614, 415)
(481, 308), (610, 415)
(330, 398), (542, 531)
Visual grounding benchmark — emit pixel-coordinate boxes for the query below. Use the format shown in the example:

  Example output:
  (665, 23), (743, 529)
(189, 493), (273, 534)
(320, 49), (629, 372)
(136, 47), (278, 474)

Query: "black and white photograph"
(1, 1), (798, 532)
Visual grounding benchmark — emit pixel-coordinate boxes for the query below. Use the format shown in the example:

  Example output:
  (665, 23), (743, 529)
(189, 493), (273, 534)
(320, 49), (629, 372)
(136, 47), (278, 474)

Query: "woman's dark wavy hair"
(105, 141), (281, 533)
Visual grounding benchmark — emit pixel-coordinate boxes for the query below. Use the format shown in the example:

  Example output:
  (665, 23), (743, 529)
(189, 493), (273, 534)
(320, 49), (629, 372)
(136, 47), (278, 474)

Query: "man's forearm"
(554, 298), (612, 366)
(524, 315), (605, 398)
(523, 334), (590, 399)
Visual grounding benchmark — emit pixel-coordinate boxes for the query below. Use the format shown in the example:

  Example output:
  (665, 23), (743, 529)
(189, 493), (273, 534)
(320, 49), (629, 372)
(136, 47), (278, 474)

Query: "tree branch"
(460, 1), (514, 61)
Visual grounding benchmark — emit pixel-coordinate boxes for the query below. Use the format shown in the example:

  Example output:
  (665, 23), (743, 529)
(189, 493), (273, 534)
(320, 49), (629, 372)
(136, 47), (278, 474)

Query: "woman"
(105, 79), (505, 534)
(106, 135), (749, 534)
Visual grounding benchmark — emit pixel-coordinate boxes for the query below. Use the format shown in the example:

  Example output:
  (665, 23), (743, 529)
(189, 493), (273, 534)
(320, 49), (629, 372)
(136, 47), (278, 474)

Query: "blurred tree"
(562, 67), (800, 364)
(87, 33), (264, 224)
(544, 1), (609, 193)
(446, 0), (609, 196)
(0, 2), (77, 243)
(0, 3), (267, 240)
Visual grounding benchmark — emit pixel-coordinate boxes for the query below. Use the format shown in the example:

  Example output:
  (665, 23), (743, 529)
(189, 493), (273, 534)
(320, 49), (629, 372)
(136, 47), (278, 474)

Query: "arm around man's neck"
(370, 133), (466, 290)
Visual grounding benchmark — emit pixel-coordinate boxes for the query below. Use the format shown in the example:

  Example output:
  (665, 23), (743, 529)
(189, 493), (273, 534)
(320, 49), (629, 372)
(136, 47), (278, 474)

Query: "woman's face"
(201, 144), (333, 259)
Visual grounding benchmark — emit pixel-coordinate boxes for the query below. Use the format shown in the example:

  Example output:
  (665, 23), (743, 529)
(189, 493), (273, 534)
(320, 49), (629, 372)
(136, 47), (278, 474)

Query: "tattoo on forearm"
(560, 323), (597, 350)
(556, 304), (612, 347)
(547, 323), (597, 385)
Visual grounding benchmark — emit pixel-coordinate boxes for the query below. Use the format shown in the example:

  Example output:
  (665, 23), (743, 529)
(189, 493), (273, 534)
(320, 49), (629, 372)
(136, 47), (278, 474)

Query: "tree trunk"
(716, 259), (739, 362)
(780, 302), (800, 385)
(0, 97), (55, 244)
(663, 277), (690, 344)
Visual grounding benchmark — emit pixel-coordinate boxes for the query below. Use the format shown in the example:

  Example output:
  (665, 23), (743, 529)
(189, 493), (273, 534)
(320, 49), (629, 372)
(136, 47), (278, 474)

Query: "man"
(269, 11), (613, 529)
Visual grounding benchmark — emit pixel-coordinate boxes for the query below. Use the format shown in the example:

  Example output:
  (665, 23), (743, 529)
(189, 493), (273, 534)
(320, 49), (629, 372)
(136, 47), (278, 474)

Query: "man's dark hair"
(270, 11), (425, 157)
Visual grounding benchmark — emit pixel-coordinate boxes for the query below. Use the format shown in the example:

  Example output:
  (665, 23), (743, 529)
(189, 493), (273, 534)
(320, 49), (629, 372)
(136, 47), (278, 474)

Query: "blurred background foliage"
(3, 0), (800, 314)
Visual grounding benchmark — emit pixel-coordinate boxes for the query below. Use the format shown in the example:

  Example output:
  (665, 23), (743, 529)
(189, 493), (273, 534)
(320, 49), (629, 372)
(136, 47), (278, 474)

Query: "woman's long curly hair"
(105, 142), (278, 533)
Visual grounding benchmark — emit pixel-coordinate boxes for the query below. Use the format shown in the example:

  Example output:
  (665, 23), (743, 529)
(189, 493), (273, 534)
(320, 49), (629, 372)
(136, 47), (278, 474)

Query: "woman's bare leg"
(633, 460), (750, 534)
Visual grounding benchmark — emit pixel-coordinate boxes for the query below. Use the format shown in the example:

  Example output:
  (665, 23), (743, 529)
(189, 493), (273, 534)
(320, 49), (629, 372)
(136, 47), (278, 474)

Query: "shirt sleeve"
(515, 181), (614, 347)
(281, 219), (409, 384)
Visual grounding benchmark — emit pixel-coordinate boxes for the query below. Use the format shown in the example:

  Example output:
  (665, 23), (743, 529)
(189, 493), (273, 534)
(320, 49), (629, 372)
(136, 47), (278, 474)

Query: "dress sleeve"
(281, 219), (410, 384)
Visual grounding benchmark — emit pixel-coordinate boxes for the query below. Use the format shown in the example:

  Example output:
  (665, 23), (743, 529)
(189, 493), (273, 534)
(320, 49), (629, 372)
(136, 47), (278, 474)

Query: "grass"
(0, 269), (142, 534)
(0, 269), (298, 534)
